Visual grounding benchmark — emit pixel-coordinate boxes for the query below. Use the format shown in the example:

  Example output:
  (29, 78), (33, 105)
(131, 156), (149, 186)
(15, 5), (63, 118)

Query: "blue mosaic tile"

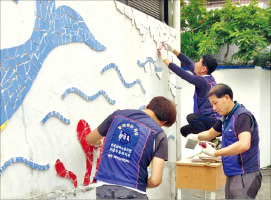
(28, 161), (34, 168)
(24, 79), (33, 93)
(11, 79), (18, 91)
(17, 64), (26, 80)
(2, 68), (14, 83)
(8, 83), (15, 95)
(6, 102), (14, 119)
(22, 54), (31, 63)
(0, 97), (7, 124)
(137, 57), (162, 72)
(31, 41), (38, 52)
(24, 40), (32, 54)
(31, 31), (42, 45)
(34, 18), (40, 29)
(55, 21), (62, 34)
(61, 87), (116, 105)
(138, 105), (146, 110)
(7, 47), (16, 58)
(167, 134), (175, 140)
(17, 76), (25, 88)
(1, 58), (8, 71)
(0, 50), (5, 63)
(14, 97), (23, 111)
(3, 90), (9, 105)
(1, 68), (6, 80)
(31, 54), (41, 70)
(1, 0), (107, 130)
(28, 67), (38, 81)
(20, 88), (28, 101)
(16, 44), (24, 57)
(15, 56), (23, 65)
(24, 62), (31, 74)
(39, 38), (46, 53)
(10, 71), (17, 81)
(10, 92), (18, 108)
(40, 19), (50, 31)
(2, 82), (11, 91)
(41, 6), (48, 20)
(6, 58), (16, 70)
(101, 63), (146, 94)
(42, 111), (70, 125)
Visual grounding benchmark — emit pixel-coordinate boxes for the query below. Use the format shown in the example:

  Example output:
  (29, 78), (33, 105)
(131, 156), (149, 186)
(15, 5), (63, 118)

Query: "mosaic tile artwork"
(114, 1), (177, 45)
(167, 134), (175, 140)
(138, 105), (146, 110)
(137, 57), (162, 72)
(61, 87), (115, 105)
(0, 157), (50, 176)
(77, 119), (105, 185)
(41, 111), (70, 125)
(0, 0), (106, 131)
(101, 63), (146, 94)
(55, 159), (77, 188)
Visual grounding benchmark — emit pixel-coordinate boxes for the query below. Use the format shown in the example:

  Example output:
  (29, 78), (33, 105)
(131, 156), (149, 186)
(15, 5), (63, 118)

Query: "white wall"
(180, 67), (271, 168)
(0, 0), (180, 199)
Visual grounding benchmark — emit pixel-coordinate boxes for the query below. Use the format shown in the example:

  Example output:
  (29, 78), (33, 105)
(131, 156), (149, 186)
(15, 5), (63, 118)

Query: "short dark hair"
(202, 55), (218, 75)
(207, 83), (233, 99)
(147, 96), (176, 127)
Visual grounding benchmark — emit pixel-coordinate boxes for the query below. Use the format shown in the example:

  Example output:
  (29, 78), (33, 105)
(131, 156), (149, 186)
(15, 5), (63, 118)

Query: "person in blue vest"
(159, 43), (220, 140)
(86, 96), (177, 199)
(187, 83), (262, 199)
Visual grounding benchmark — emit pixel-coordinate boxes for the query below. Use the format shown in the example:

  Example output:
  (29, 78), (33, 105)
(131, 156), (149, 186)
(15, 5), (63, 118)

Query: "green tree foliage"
(181, 0), (270, 65)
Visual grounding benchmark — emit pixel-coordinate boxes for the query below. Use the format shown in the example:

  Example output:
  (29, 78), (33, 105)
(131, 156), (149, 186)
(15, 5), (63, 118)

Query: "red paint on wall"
(55, 159), (77, 188)
(77, 119), (105, 185)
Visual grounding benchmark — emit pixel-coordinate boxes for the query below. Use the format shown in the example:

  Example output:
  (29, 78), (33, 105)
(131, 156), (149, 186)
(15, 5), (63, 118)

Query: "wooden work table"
(176, 157), (226, 199)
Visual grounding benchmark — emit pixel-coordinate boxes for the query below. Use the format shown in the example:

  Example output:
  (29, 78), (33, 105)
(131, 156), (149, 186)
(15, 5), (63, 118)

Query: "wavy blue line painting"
(61, 87), (115, 105)
(42, 111), (70, 124)
(101, 63), (146, 94)
(138, 105), (146, 110)
(0, 157), (50, 176)
(0, 0), (106, 131)
(137, 57), (162, 72)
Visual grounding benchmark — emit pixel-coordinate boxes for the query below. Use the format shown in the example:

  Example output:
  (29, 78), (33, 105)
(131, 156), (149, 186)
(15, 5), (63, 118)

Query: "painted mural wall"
(0, 0), (180, 199)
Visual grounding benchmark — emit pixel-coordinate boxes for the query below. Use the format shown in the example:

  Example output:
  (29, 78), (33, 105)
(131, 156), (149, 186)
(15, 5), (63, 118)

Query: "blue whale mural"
(0, 0), (106, 130)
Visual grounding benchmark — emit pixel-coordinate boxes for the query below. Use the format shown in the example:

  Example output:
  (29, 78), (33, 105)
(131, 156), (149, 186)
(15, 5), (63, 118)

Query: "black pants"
(180, 113), (217, 137)
(96, 185), (148, 199)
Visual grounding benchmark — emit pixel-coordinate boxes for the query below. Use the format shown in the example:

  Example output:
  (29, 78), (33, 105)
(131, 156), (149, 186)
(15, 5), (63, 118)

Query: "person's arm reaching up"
(165, 42), (195, 73)
(159, 48), (205, 88)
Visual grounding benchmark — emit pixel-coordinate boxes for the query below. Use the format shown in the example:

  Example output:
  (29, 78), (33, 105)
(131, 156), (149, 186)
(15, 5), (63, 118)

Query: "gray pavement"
(180, 165), (270, 199)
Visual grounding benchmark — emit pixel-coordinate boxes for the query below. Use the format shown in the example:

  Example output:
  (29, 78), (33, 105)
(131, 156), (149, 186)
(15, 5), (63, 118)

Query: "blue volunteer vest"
(221, 103), (260, 176)
(193, 75), (219, 120)
(94, 110), (163, 192)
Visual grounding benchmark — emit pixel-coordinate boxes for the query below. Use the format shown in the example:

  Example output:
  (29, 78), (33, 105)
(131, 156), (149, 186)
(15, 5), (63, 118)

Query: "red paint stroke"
(55, 159), (77, 188)
(77, 119), (97, 186)
(77, 119), (105, 185)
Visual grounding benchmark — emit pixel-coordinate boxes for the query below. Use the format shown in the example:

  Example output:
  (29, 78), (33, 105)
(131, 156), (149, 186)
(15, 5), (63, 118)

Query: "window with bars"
(116, 0), (168, 24)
